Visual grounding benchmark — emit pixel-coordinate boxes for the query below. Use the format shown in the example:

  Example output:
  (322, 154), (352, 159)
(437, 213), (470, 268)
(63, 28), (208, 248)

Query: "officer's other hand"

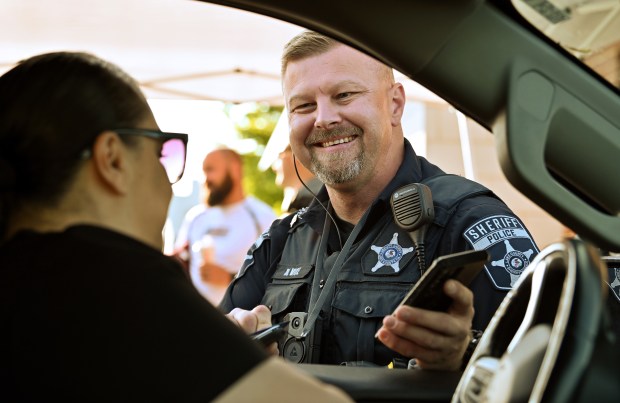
(226, 305), (273, 333)
(226, 305), (278, 355)
(376, 279), (473, 371)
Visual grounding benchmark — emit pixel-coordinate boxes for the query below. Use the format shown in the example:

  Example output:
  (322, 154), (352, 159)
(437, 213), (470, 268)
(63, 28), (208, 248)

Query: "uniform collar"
(294, 138), (444, 234)
(375, 138), (423, 205)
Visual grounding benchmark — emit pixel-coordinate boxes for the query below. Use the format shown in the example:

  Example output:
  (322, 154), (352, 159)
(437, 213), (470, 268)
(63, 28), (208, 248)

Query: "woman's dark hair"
(0, 51), (151, 241)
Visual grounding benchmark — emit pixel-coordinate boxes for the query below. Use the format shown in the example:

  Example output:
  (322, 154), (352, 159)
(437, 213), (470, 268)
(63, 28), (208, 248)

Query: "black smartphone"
(250, 321), (290, 347)
(398, 249), (490, 312)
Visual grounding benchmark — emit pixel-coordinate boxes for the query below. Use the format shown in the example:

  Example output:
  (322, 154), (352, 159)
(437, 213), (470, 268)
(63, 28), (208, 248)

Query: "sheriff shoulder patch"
(463, 215), (539, 290)
(237, 231), (270, 278)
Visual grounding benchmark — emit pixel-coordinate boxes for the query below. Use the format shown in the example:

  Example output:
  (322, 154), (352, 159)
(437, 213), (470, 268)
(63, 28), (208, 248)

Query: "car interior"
(3, 0), (618, 401)
(200, 0), (620, 402)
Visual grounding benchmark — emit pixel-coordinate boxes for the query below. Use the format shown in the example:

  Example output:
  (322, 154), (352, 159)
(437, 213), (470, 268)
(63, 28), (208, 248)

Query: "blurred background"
(4, 0), (617, 249)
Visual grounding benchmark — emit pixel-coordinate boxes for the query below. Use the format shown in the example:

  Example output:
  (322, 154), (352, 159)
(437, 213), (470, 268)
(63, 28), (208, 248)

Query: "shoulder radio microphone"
(390, 183), (435, 274)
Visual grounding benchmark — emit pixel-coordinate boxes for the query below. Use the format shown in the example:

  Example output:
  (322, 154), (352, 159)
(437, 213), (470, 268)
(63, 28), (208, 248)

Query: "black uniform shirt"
(221, 139), (539, 365)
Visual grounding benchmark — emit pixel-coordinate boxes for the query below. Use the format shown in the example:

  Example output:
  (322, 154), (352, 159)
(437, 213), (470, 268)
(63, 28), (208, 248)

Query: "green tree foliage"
(226, 102), (285, 215)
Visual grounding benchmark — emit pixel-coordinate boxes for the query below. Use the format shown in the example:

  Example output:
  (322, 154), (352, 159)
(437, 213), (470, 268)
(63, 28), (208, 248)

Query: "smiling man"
(221, 31), (539, 370)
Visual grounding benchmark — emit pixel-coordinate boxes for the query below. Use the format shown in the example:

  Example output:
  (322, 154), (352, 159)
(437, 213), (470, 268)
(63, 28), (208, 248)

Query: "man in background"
(175, 147), (276, 305)
(272, 145), (322, 214)
(259, 111), (322, 215)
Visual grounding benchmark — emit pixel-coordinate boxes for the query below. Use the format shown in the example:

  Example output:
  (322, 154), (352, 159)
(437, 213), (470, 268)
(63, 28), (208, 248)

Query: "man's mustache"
(305, 126), (363, 145)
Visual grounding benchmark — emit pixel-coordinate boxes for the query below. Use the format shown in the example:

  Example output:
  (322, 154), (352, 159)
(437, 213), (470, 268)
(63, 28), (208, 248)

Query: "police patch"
(607, 266), (620, 303)
(368, 233), (414, 274)
(237, 231), (270, 279)
(463, 215), (539, 290)
(244, 231), (269, 262)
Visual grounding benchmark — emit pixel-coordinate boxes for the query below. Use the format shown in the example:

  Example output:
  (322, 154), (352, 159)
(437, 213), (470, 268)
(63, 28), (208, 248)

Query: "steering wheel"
(453, 238), (620, 402)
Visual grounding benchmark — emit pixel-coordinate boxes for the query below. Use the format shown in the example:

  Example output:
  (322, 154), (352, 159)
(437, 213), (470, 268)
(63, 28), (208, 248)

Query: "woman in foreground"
(0, 51), (350, 403)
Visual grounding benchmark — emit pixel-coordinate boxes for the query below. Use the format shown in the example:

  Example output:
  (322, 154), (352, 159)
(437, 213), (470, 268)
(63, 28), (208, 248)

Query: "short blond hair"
(281, 31), (338, 77)
(281, 31), (394, 83)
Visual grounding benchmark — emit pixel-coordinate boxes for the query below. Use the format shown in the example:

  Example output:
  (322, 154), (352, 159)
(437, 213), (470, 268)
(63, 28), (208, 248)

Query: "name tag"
(273, 264), (313, 280)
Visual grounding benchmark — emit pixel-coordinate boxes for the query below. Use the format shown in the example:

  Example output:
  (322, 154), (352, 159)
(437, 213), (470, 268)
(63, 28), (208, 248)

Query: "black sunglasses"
(114, 128), (189, 184)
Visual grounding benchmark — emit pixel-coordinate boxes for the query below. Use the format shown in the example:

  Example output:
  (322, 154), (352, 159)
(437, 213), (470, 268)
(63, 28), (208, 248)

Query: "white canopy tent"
(0, 0), (444, 105)
(1, 0), (296, 104)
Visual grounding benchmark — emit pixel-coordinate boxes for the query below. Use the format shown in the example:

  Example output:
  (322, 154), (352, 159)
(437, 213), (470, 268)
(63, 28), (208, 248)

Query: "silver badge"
(370, 233), (414, 273)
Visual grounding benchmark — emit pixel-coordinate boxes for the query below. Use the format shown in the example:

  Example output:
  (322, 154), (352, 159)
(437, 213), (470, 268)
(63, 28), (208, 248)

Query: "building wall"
(583, 40), (620, 88)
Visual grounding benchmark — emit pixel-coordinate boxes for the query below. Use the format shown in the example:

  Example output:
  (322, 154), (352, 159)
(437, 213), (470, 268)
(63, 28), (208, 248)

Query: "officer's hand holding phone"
(397, 249), (489, 312)
(376, 250), (489, 371)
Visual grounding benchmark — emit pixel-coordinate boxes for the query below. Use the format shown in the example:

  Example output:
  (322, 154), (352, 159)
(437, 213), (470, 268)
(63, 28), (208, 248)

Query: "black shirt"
(0, 225), (267, 402)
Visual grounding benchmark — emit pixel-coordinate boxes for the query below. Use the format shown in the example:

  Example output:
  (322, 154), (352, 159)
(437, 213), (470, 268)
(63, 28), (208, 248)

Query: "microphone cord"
(293, 154), (343, 250)
(416, 243), (426, 275)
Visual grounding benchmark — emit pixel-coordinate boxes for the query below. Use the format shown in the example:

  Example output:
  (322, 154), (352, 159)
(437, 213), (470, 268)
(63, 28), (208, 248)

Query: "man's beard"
(207, 172), (233, 206)
(306, 126), (365, 185)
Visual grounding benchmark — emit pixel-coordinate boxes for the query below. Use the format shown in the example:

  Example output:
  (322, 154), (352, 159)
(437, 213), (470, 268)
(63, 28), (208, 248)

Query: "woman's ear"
(389, 82), (406, 127)
(90, 131), (132, 195)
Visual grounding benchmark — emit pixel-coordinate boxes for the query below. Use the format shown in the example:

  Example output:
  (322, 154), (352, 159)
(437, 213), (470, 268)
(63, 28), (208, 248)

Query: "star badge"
(370, 233), (414, 273)
(491, 239), (535, 286)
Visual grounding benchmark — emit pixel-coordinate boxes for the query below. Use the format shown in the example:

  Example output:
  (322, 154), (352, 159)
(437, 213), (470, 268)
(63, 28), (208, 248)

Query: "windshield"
(513, 0), (620, 88)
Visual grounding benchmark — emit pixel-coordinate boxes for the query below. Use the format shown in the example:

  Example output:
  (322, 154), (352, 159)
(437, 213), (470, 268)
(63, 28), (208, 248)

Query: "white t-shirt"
(175, 197), (276, 305)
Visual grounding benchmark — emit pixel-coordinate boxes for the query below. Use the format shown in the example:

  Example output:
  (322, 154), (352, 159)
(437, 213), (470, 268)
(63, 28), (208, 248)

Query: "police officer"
(221, 31), (539, 370)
